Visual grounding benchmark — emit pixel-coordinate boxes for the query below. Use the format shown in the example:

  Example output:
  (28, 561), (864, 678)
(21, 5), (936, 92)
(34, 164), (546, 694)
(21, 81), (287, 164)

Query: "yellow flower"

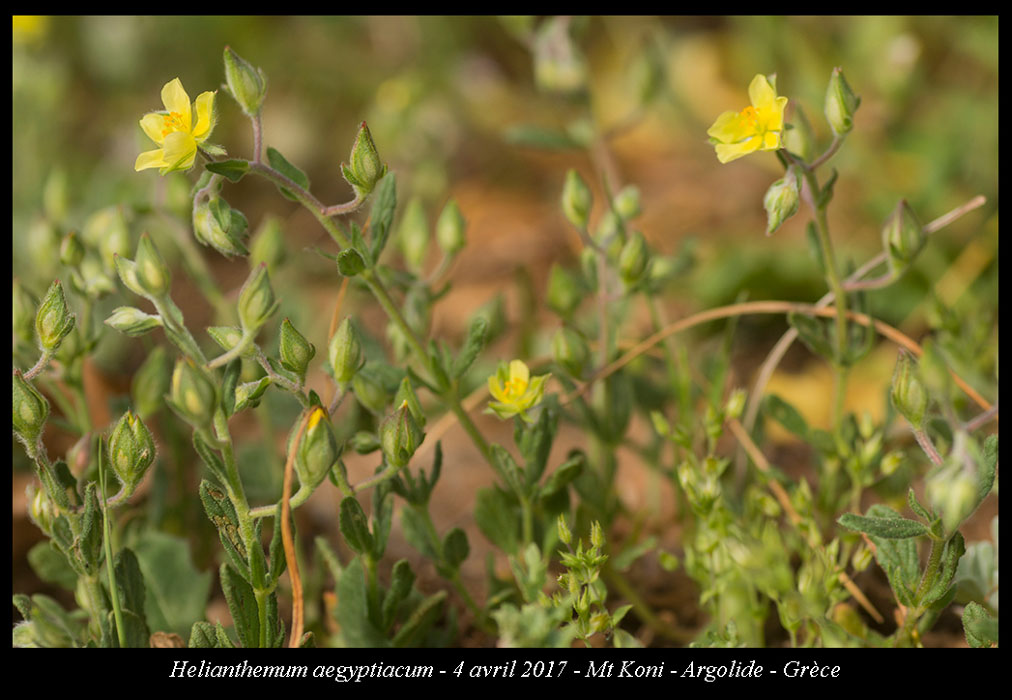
(487, 359), (550, 422)
(135, 78), (216, 174)
(707, 74), (788, 164)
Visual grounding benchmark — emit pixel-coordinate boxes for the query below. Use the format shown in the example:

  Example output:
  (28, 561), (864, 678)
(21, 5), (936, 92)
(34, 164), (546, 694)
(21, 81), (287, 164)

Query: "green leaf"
(475, 487), (519, 555)
(266, 147), (310, 201)
(132, 531), (212, 639)
(864, 504), (921, 607)
(504, 124), (581, 150)
(838, 512), (929, 539)
(188, 621), (233, 649)
(955, 536), (997, 607)
(962, 601), (998, 648)
(368, 173), (397, 261)
(336, 557), (389, 647)
(923, 532), (965, 606)
(339, 496), (374, 556)
(268, 503), (290, 582)
(381, 559), (415, 631)
(400, 505), (438, 559)
(220, 562), (259, 648)
(788, 311), (835, 362)
(113, 548), (147, 618)
(75, 483), (103, 576)
(205, 159), (249, 183)
(198, 480), (250, 580)
(371, 479), (394, 560)
(976, 435), (998, 507)
(815, 168), (839, 209)
(27, 541), (77, 590)
(192, 433), (227, 484)
(491, 444), (525, 495)
(540, 452), (584, 499)
(442, 527), (470, 570)
(762, 394), (810, 440)
(907, 488), (933, 523)
(113, 608), (150, 649)
(337, 248), (367, 277)
(451, 316), (488, 379)
(221, 359), (240, 417)
(391, 591), (446, 647)
(612, 535), (657, 572)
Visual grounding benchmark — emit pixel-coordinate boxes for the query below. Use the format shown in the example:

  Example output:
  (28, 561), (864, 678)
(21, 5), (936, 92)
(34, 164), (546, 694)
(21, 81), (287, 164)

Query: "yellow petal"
(139, 113), (167, 145)
(488, 376), (508, 403)
(707, 110), (749, 143)
(192, 91), (216, 142)
(715, 136), (761, 164)
(160, 131), (197, 172)
(134, 148), (166, 171)
(748, 74), (776, 112)
(509, 360), (530, 386)
(160, 78), (191, 130)
(763, 96), (789, 132)
(761, 130), (781, 151)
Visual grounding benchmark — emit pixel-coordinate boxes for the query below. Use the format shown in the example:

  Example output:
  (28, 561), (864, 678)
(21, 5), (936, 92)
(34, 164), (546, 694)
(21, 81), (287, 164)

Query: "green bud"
(132, 346), (170, 420)
(351, 364), (389, 415)
(27, 485), (56, 536)
(533, 17), (587, 95)
(618, 231), (649, 284)
(82, 206), (131, 268)
(329, 318), (363, 385)
(398, 198), (430, 272)
(249, 216), (286, 272)
(880, 450), (903, 476)
(579, 248), (598, 290)
(35, 280), (75, 352)
(552, 326), (590, 378)
(192, 200), (249, 258)
(134, 233), (171, 298)
(763, 167), (801, 235)
(882, 199), (925, 273)
(561, 169), (592, 230)
(13, 371), (49, 448)
(589, 520), (604, 549)
(380, 401), (424, 468)
(342, 121), (387, 197)
(73, 252), (117, 298)
(557, 514), (572, 546)
(223, 45), (267, 117)
(233, 377), (271, 413)
(168, 359), (217, 429)
(824, 67), (860, 135)
(783, 104), (816, 163)
(297, 408), (339, 490)
(349, 431), (381, 454)
(546, 264), (582, 317)
(926, 458), (978, 536)
(279, 318), (315, 380)
(393, 377), (425, 428)
(60, 231), (85, 267)
(435, 199), (466, 257)
(851, 543), (873, 573)
(13, 279), (38, 346)
(237, 263), (279, 333)
(107, 410), (156, 491)
(206, 326), (253, 360)
(724, 388), (747, 421)
(613, 185), (641, 221)
(917, 339), (954, 403)
(104, 306), (163, 337)
(890, 351), (928, 429)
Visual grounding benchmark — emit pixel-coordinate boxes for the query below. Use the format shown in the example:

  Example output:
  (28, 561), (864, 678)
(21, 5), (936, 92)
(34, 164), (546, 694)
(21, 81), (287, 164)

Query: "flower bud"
(851, 543), (873, 573)
(107, 410), (156, 491)
(35, 280), (75, 352)
(380, 401), (424, 468)
(824, 67), (860, 135)
(60, 231), (85, 267)
(724, 388), (747, 421)
(557, 514), (572, 546)
(223, 45), (267, 117)
(880, 450), (903, 476)
(613, 185), (641, 221)
(279, 318), (315, 380)
(351, 365), (389, 415)
(349, 430), (381, 454)
(237, 263), (279, 333)
(168, 359), (217, 429)
(552, 326), (590, 378)
(233, 377), (271, 413)
(589, 520), (604, 549)
(192, 200), (249, 258)
(342, 122), (387, 197)
(206, 326), (253, 360)
(763, 167), (801, 235)
(882, 199), (925, 273)
(132, 346), (170, 420)
(435, 199), (466, 257)
(398, 197), (430, 272)
(890, 351), (928, 429)
(783, 104), (816, 163)
(561, 169), (592, 230)
(250, 216), (286, 272)
(27, 485), (56, 536)
(619, 231), (649, 284)
(393, 377), (425, 428)
(13, 279), (38, 346)
(533, 17), (587, 94)
(104, 306), (163, 337)
(329, 318), (363, 385)
(82, 205), (131, 268)
(134, 233), (171, 298)
(13, 371), (49, 448)
(926, 459), (978, 536)
(297, 408), (338, 490)
(546, 264), (582, 317)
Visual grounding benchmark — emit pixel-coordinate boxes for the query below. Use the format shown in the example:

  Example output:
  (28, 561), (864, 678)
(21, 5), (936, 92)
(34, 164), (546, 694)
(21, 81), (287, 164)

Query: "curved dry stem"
(282, 410), (312, 648)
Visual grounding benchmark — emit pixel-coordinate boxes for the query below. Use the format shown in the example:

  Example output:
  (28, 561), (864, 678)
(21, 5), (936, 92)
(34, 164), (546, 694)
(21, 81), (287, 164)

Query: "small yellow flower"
(487, 359), (550, 422)
(135, 78), (216, 175)
(707, 74), (788, 164)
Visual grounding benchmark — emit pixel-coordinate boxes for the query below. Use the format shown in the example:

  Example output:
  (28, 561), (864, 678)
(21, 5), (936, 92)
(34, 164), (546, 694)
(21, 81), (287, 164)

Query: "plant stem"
(97, 440), (127, 648)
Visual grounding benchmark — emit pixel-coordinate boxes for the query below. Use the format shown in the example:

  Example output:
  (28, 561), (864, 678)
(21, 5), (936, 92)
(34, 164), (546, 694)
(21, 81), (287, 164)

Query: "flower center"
(740, 105), (759, 127)
(504, 378), (528, 398)
(160, 111), (188, 137)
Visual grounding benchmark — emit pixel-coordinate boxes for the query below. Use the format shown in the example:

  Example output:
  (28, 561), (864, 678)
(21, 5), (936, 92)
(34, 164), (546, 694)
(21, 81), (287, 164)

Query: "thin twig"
(283, 410), (312, 648)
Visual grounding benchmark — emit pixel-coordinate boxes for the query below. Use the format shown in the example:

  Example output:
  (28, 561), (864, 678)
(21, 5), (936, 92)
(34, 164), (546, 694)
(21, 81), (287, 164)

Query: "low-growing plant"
(13, 23), (996, 649)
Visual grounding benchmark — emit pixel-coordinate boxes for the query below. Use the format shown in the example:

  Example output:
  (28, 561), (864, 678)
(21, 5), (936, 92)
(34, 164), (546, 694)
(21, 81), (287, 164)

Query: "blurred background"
(13, 16), (998, 642)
